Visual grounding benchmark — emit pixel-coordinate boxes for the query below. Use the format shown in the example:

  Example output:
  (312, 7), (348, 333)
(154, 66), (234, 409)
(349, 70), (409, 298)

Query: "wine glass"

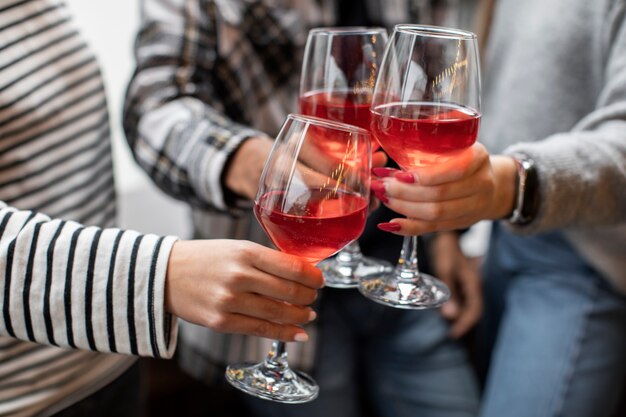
(359, 24), (481, 308)
(299, 27), (392, 288)
(225, 114), (372, 403)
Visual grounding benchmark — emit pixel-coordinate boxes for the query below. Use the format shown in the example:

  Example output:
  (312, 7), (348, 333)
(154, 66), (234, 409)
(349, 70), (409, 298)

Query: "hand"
(225, 137), (274, 200)
(371, 143), (517, 235)
(431, 232), (482, 339)
(368, 151), (389, 212)
(165, 240), (324, 342)
(224, 136), (387, 203)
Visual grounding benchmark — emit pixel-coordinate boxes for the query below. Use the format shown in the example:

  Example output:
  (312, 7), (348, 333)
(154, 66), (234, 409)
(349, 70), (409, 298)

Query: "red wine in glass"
(300, 89), (381, 154)
(298, 27), (391, 289)
(359, 24), (481, 309)
(371, 102), (480, 168)
(226, 114), (371, 403)
(255, 189), (368, 264)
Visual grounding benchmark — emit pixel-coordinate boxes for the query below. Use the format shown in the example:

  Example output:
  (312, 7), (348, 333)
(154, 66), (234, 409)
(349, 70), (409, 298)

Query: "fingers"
(237, 268), (320, 306)
(247, 243), (324, 289)
(431, 231), (483, 339)
(225, 292), (317, 325)
(449, 302), (481, 339)
(206, 313), (310, 342)
(376, 216), (472, 236)
(384, 195), (480, 229)
(371, 143), (489, 186)
(388, 195), (477, 222)
(375, 173), (488, 203)
(410, 143), (490, 186)
(449, 264), (483, 339)
(372, 151), (388, 168)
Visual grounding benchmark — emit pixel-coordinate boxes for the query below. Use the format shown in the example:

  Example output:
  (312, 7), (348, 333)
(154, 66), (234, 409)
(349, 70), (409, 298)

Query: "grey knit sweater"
(480, 0), (626, 292)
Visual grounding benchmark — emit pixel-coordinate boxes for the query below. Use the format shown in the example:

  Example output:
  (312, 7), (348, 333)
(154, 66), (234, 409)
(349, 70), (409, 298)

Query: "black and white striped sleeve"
(0, 201), (179, 359)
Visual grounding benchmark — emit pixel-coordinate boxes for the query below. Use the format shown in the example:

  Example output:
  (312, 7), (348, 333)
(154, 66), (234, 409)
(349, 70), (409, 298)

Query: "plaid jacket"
(124, 0), (466, 381)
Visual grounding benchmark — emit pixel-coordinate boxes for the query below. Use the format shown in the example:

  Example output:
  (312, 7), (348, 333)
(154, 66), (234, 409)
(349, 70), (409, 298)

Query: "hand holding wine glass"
(299, 27), (392, 288)
(225, 114), (372, 403)
(359, 24), (482, 309)
(166, 239), (323, 342)
(370, 143), (516, 236)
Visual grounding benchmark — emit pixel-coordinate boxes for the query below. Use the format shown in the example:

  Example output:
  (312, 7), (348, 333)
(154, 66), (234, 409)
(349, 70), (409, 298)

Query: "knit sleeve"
(503, 1), (626, 233)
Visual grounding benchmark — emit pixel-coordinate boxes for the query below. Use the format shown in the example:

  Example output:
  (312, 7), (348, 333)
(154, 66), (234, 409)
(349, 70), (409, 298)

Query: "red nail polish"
(370, 180), (386, 193)
(377, 222), (402, 232)
(373, 190), (389, 203)
(395, 172), (415, 183)
(372, 167), (399, 178)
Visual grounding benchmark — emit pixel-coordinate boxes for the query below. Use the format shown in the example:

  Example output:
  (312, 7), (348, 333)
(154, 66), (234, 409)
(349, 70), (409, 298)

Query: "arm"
(123, 0), (272, 210)
(0, 202), (177, 358)
(371, 5), (626, 236)
(0, 203), (323, 354)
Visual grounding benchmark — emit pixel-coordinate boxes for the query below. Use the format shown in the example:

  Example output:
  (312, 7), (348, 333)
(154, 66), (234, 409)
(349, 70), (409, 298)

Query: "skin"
(224, 137), (490, 337)
(165, 239), (324, 342)
(226, 136), (389, 201)
(431, 232), (483, 338)
(372, 143), (518, 337)
(225, 137), (275, 200)
(185, 135), (382, 342)
(373, 143), (517, 235)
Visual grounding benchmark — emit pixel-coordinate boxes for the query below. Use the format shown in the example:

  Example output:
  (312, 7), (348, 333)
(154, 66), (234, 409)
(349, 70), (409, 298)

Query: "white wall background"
(65, 0), (192, 238)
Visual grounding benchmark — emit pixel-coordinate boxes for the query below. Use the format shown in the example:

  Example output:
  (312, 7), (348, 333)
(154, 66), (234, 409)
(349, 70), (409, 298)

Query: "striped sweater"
(0, 1), (178, 415)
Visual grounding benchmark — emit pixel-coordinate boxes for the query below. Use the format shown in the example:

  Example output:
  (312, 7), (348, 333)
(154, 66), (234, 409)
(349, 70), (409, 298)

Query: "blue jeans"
(478, 224), (626, 417)
(245, 288), (479, 417)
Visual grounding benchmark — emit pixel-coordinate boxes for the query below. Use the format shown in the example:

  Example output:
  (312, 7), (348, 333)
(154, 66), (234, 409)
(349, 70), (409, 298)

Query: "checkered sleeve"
(123, 0), (268, 212)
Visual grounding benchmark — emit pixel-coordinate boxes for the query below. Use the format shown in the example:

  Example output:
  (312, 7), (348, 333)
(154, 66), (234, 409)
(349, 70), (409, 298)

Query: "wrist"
(223, 136), (273, 200)
(508, 153), (540, 225)
(490, 155), (518, 220)
(165, 240), (190, 316)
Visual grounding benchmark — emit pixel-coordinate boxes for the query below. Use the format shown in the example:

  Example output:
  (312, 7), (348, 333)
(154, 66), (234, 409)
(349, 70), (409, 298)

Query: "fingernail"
(370, 179), (386, 193)
(373, 190), (389, 204)
(377, 222), (401, 232)
(308, 310), (317, 321)
(395, 172), (415, 183)
(372, 167), (399, 178)
(294, 333), (309, 342)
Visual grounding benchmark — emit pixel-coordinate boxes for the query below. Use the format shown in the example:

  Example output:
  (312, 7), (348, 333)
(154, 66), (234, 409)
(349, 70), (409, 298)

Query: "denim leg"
(245, 289), (479, 417)
(479, 227), (626, 417)
(365, 309), (480, 417)
(244, 289), (359, 417)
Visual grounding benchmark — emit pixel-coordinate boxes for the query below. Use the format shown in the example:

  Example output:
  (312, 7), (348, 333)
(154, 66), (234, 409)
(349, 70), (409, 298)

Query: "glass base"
(358, 271), (450, 309)
(318, 256), (393, 288)
(225, 362), (319, 404)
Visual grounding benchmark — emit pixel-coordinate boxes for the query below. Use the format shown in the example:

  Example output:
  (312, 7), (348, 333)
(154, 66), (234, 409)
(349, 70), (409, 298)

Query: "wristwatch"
(509, 153), (540, 225)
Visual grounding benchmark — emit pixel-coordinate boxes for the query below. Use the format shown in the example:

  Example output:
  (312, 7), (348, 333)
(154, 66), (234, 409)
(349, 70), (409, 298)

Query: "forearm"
(489, 154), (518, 220)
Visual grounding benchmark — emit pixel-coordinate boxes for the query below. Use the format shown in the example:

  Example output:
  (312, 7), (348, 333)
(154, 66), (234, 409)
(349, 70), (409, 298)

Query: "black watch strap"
(509, 154), (540, 225)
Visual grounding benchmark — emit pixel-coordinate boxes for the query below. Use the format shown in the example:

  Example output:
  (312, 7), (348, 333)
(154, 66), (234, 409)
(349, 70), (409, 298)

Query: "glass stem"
(335, 241), (363, 265)
(264, 341), (289, 371)
(395, 235), (422, 282)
